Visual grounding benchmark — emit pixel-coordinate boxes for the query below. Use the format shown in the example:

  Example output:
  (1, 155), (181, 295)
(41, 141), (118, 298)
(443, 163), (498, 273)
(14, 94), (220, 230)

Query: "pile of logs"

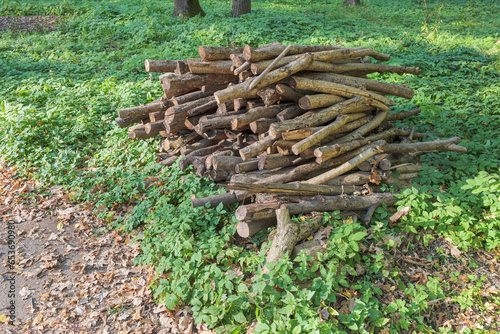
(115, 43), (466, 263)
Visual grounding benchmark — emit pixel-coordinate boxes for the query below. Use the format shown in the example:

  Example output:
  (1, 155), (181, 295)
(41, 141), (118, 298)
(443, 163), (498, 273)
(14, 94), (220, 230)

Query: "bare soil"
(0, 16), (60, 33)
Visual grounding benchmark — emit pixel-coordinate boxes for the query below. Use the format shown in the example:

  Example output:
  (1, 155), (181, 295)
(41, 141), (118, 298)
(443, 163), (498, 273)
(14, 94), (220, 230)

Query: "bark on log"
(186, 58), (234, 75)
(298, 94), (346, 110)
(310, 47), (391, 62)
(235, 159), (259, 173)
(117, 100), (170, 118)
(191, 192), (239, 208)
(258, 154), (297, 170)
(332, 110), (390, 144)
(160, 72), (238, 92)
(205, 150), (234, 169)
(257, 85), (281, 106)
(384, 137), (466, 154)
(115, 115), (148, 128)
(214, 81), (260, 104)
(263, 209), (323, 274)
(172, 90), (215, 106)
(235, 202), (282, 222)
(145, 120), (166, 134)
(232, 104), (292, 130)
(145, 59), (178, 73)
(307, 62), (421, 76)
(243, 44), (341, 62)
(128, 128), (158, 139)
(159, 155), (179, 166)
(165, 96), (215, 123)
(290, 76), (395, 106)
(202, 83), (230, 92)
(301, 72), (415, 100)
(198, 46), (245, 61)
(175, 60), (190, 75)
(225, 182), (361, 196)
(212, 156), (243, 171)
(248, 45), (293, 90)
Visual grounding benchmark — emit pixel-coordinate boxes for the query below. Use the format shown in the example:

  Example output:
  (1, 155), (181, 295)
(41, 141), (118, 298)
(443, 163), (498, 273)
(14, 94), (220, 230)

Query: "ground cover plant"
(1, 0), (500, 332)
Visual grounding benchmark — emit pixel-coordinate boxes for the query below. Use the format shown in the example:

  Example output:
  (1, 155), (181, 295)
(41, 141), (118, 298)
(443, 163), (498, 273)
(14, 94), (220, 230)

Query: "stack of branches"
(116, 43), (466, 264)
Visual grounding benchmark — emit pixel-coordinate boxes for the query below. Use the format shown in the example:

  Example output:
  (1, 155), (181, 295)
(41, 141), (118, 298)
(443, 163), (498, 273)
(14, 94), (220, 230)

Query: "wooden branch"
(232, 104), (292, 130)
(311, 47), (391, 62)
(234, 61), (251, 75)
(159, 155), (179, 166)
(257, 85), (281, 106)
(388, 206), (411, 224)
(191, 192), (239, 208)
(128, 128), (158, 139)
(235, 202), (282, 221)
(269, 96), (372, 139)
(291, 113), (367, 155)
(243, 44), (340, 62)
(115, 115), (148, 128)
(224, 182), (361, 196)
(290, 76), (395, 106)
(186, 58), (234, 75)
(205, 150), (234, 169)
(263, 210), (323, 273)
(292, 239), (328, 259)
(384, 137), (466, 154)
(301, 72), (415, 100)
(250, 118), (275, 134)
(198, 46), (244, 61)
(159, 72), (238, 91)
(165, 96), (215, 123)
(214, 81), (260, 104)
(235, 159), (259, 173)
(174, 61), (190, 75)
(145, 120), (166, 134)
(307, 62), (421, 76)
(276, 105), (307, 122)
(144, 59), (178, 73)
(248, 45), (292, 90)
(249, 53), (314, 90)
(258, 154), (297, 170)
(212, 156), (243, 171)
(117, 99), (170, 118)
(333, 110), (390, 144)
(237, 219), (277, 238)
(172, 90), (214, 106)
(305, 140), (387, 184)
(275, 83), (305, 103)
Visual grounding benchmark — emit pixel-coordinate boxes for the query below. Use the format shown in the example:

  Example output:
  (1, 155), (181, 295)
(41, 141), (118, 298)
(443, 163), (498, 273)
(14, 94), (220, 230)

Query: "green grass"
(1, 0), (500, 332)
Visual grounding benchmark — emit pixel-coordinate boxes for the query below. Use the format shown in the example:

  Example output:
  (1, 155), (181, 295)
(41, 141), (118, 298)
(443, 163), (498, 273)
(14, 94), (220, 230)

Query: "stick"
(248, 45), (292, 90)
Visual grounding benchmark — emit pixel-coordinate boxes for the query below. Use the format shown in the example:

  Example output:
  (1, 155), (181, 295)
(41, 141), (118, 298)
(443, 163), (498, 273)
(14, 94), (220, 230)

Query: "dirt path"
(0, 166), (211, 333)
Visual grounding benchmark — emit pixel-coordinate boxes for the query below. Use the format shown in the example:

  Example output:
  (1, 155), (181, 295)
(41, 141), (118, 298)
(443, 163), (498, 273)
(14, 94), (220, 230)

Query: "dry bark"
(298, 94), (346, 110)
(198, 46), (244, 61)
(186, 58), (234, 75)
(144, 59), (178, 73)
(232, 104), (292, 130)
(236, 219), (276, 238)
(239, 136), (274, 161)
(243, 44), (341, 62)
(160, 72), (238, 91)
(307, 62), (421, 76)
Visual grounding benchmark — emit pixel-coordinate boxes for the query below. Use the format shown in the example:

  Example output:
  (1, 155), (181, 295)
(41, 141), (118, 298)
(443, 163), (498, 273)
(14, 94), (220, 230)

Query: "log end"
(236, 221), (251, 238)
(144, 59), (151, 72)
(198, 46), (207, 60)
(298, 96), (311, 110)
(235, 205), (248, 221)
(144, 123), (153, 134)
(243, 44), (252, 61)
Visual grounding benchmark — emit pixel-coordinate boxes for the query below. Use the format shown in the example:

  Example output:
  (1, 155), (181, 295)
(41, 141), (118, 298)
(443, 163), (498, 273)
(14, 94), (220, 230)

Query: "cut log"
(275, 83), (305, 102)
(243, 44), (341, 62)
(214, 81), (260, 104)
(172, 90), (215, 106)
(115, 115), (148, 128)
(145, 120), (166, 134)
(145, 59), (179, 73)
(298, 94), (346, 110)
(224, 182), (361, 196)
(165, 96), (215, 122)
(159, 72), (238, 91)
(307, 62), (421, 76)
(159, 155), (179, 166)
(117, 100), (170, 118)
(186, 58), (234, 75)
(258, 154), (297, 170)
(212, 156), (243, 171)
(129, 128), (159, 139)
(232, 104), (292, 130)
(239, 136), (274, 161)
(301, 72), (415, 100)
(237, 219), (276, 238)
(333, 110), (390, 144)
(198, 46), (245, 61)
(235, 202), (282, 221)
(249, 53), (314, 90)
(250, 118), (274, 134)
(175, 60), (190, 75)
(263, 209), (323, 274)
(235, 159), (259, 173)
(257, 85), (281, 106)
(248, 45), (293, 90)
(384, 137), (466, 154)
(290, 76), (395, 106)
(191, 192), (239, 208)
(310, 47), (391, 62)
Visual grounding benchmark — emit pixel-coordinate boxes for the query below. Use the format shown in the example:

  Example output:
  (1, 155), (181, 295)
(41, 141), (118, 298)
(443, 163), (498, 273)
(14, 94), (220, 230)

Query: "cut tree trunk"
(232, 0), (251, 17)
(173, 0), (206, 18)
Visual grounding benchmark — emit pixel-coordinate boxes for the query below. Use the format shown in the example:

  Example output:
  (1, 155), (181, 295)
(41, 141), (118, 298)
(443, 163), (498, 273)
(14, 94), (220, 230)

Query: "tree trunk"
(342, 0), (361, 7)
(232, 0), (251, 17)
(173, 0), (206, 18)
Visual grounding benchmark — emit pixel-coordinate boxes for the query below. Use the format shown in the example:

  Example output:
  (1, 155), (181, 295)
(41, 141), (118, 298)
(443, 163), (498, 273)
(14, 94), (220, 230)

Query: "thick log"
(243, 44), (340, 62)
(198, 46), (244, 61)
(290, 76), (395, 106)
(274, 140), (297, 155)
(205, 129), (228, 141)
(149, 110), (166, 122)
(165, 96), (215, 123)
(249, 53), (314, 90)
(269, 96), (372, 139)
(298, 94), (346, 110)
(232, 104), (292, 130)
(250, 118), (274, 134)
(144, 59), (178, 73)
(186, 58), (234, 75)
(394, 165), (424, 173)
(214, 81), (260, 104)
(358, 157), (391, 171)
(310, 47), (391, 62)
(225, 182), (361, 196)
(304, 140), (387, 184)
(239, 136), (274, 161)
(212, 156), (243, 171)
(291, 112), (367, 155)
(202, 83), (229, 92)
(159, 155), (179, 166)
(187, 100), (218, 117)
(237, 219), (276, 238)
(191, 192), (239, 208)
(115, 115), (148, 128)
(205, 150), (234, 169)
(197, 114), (237, 133)
(301, 72), (415, 100)
(117, 100), (170, 118)
(128, 128), (158, 139)
(263, 209), (323, 273)
(159, 72), (238, 91)
(208, 169), (234, 181)
(164, 119), (188, 134)
(307, 62), (421, 76)
(145, 120), (166, 134)
(246, 100), (265, 110)
(235, 159), (259, 173)
(235, 202), (282, 221)
(292, 240), (328, 259)
(258, 154), (297, 170)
